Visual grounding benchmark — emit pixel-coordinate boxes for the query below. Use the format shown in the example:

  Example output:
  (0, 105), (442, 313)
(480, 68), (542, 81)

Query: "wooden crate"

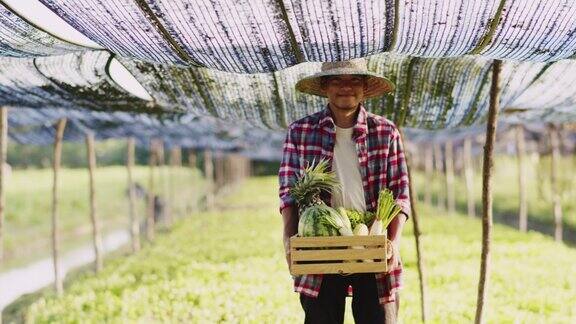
(290, 235), (388, 275)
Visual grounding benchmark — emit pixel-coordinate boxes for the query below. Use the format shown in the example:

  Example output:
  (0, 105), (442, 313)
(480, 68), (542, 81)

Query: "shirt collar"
(319, 104), (368, 139)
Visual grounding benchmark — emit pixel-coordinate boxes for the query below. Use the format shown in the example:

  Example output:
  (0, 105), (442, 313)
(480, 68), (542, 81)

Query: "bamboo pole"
(445, 140), (455, 214)
(424, 146), (433, 205)
(214, 153), (223, 190)
(86, 133), (103, 273)
(515, 125), (527, 232)
(187, 150), (196, 214)
(127, 137), (140, 253)
(188, 150), (196, 169)
(204, 150), (214, 209)
(464, 137), (476, 218)
(549, 124), (563, 242)
(146, 140), (156, 241)
(400, 129), (428, 323)
(169, 147), (180, 219)
(433, 143), (445, 211)
(52, 118), (66, 295)
(475, 60), (502, 324)
(157, 141), (171, 226)
(0, 108), (7, 265)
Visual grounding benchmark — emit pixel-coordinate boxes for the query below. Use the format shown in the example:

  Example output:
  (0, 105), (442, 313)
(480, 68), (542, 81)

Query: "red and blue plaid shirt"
(279, 104), (411, 304)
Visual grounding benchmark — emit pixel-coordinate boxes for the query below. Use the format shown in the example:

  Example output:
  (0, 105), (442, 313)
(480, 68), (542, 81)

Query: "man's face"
(323, 75), (366, 111)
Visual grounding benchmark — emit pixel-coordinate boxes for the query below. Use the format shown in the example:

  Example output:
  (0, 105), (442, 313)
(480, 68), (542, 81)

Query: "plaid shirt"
(279, 104), (411, 304)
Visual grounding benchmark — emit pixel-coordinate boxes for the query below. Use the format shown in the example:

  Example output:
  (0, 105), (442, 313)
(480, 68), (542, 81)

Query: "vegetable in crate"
(344, 209), (364, 230)
(290, 159), (352, 237)
(370, 188), (403, 235)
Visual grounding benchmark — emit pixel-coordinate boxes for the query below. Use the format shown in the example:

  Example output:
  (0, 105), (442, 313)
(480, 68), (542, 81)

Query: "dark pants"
(299, 274), (399, 324)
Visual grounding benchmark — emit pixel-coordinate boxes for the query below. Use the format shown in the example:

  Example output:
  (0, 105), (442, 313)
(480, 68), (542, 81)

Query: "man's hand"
(282, 206), (298, 273)
(283, 236), (292, 273)
(387, 240), (400, 272)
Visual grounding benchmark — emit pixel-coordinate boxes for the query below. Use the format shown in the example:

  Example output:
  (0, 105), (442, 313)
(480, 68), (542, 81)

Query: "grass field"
(1, 166), (206, 270)
(7, 176), (575, 323)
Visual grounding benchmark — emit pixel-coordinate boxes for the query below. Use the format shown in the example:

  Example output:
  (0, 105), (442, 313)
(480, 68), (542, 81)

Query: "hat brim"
(295, 69), (395, 99)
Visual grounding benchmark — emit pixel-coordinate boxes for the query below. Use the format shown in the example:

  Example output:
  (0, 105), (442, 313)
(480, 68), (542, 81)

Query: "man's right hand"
(284, 237), (292, 272)
(281, 206), (298, 274)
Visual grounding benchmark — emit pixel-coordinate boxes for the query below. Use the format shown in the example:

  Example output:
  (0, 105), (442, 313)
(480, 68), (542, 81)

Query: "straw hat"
(295, 58), (395, 99)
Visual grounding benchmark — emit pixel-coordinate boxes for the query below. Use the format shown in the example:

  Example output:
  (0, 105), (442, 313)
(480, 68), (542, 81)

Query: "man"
(278, 59), (411, 324)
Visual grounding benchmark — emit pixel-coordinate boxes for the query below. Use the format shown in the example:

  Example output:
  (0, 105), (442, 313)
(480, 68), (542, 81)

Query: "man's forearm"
(387, 212), (407, 246)
(282, 206), (298, 252)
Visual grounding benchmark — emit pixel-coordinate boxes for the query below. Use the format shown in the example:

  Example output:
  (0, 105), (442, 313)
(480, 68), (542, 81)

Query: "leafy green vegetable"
(376, 189), (402, 229)
(344, 209), (364, 230)
(363, 211), (376, 226)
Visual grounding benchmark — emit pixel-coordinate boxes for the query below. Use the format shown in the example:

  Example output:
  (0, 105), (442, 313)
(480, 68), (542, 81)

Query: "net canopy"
(0, 0), (575, 148)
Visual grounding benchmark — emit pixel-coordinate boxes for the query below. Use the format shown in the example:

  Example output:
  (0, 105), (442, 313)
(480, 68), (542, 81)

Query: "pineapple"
(289, 159), (339, 212)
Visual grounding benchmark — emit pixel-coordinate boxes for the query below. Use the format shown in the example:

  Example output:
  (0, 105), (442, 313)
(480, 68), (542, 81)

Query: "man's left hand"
(387, 241), (400, 272)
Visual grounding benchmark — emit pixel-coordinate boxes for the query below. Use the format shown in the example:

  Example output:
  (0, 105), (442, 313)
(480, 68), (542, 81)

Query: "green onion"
(376, 189), (402, 229)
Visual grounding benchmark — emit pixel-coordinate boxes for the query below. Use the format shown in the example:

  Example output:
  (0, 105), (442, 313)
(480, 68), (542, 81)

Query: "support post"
(157, 141), (171, 226)
(445, 140), (455, 214)
(400, 129), (428, 323)
(52, 118), (66, 295)
(204, 150), (214, 209)
(188, 150), (196, 169)
(127, 137), (140, 253)
(433, 143), (445, 211)
(0, 108), (6, 265)
(146, 140), (156, 241)
(515, 125), (527, 231)
(424, 146), (433, 205)
(464, 137), (476, 218)
(86, 133), (103, 273)
(549, 124), (563, 242)
(475, 60), (502, 324)
(169, 147), (180, 219)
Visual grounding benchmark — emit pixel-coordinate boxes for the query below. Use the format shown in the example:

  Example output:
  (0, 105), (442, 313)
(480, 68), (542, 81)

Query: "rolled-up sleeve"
(279, 125), (300, 213)
(386, 127), (411, 219)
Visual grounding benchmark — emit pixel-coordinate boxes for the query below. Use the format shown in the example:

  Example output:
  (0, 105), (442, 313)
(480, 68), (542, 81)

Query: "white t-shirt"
(331, 125), (366, 212)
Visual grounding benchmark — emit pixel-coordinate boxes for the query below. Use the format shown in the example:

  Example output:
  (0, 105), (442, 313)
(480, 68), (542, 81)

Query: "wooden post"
(127, 137), (140, 253)
(433, 143), (445, 211)
(424, 146), (433, 205)
(157, 141), (171, 226)
(475, 60), (502, 324)
(445, 140), (455, 214)
(86, 133), (103, 273)
(515, 125), (527, 232)
(52, 118), (66, 295)
(188, 150), (196, 169)
(214, 153), (223, 190)
(463, 137), (476, 218)
(204, 150), (214, 209)
(187, 150), (196, 214)
(549, 124), (563, 242)
(0, 108), (7, 265)
(400, 130), (428, 323)
(168, 147), (180, 220)
(146, 140), (156, 241)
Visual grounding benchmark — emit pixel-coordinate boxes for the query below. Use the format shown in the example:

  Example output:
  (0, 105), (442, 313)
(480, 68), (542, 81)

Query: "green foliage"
(10, 177), (576, 323)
